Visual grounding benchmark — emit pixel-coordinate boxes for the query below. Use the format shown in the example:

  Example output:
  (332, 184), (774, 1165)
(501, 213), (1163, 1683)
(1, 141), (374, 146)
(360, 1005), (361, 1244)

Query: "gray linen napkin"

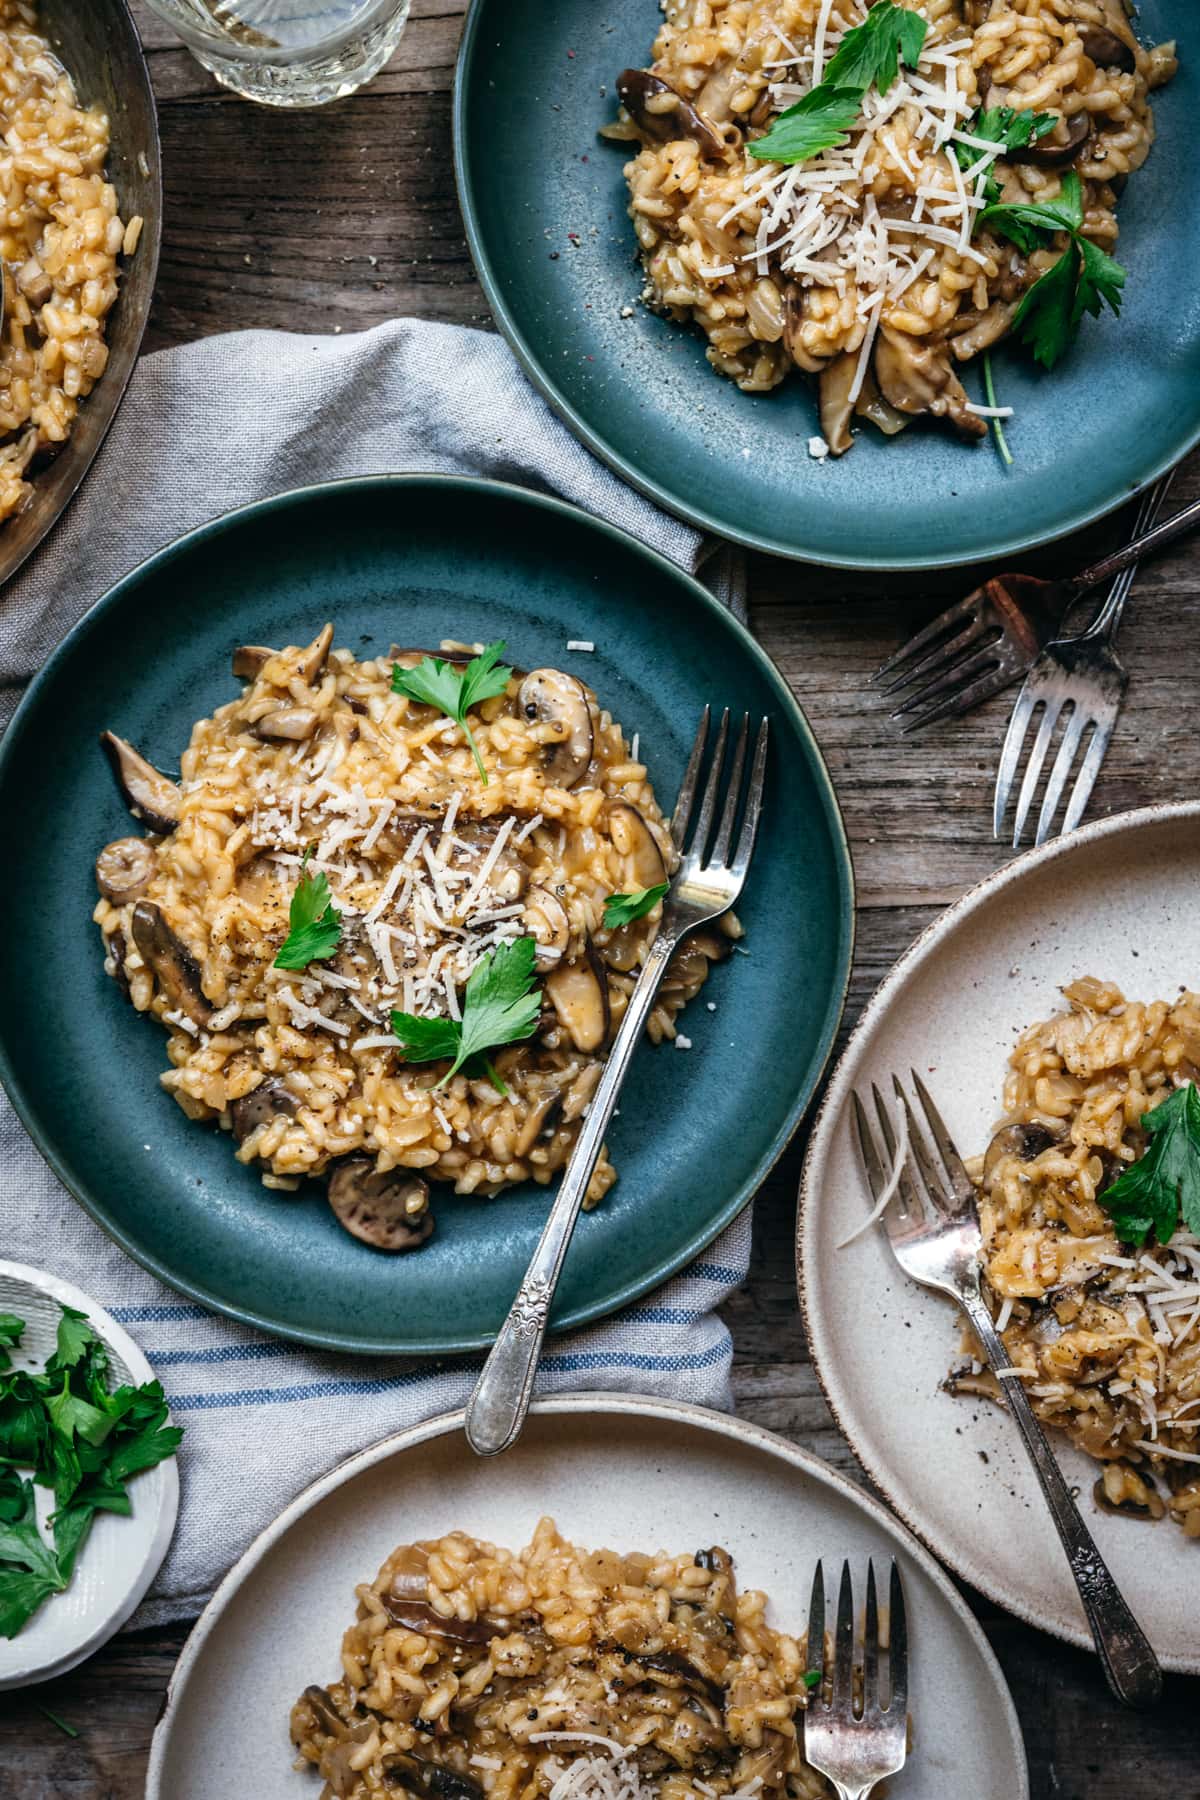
(0, 318), (751, 1625)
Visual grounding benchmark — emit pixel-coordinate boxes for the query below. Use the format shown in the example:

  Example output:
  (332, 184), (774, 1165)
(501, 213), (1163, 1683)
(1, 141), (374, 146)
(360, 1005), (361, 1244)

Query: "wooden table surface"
(3, 6), (1199, 1795)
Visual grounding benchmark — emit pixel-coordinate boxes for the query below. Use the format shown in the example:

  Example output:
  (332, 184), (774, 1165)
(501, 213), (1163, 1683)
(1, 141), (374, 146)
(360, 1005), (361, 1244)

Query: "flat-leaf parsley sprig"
(954, 106), (1057, 207)
(390, 936), (542, 1096)
(391, 641), (513, 785)
(274, 847), (342, 971)
(979, 170), (1126, 369)
(749, 2), (927, 166)
(603, 884), (669, 929)
(1099, 1082), (1200, 1248)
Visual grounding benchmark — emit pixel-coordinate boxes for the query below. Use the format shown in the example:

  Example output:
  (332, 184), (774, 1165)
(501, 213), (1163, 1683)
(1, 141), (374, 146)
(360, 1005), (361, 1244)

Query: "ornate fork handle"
(956, 1271), (1162, 1709)
(465, 931), (680, 1457)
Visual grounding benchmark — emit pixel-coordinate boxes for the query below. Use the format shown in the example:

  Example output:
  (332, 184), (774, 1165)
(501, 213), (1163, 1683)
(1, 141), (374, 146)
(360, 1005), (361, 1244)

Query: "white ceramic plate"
(800, 803), (1200, 1674)
(147, 1396), (1027, 1799)
(0, 1261), (178, 1689)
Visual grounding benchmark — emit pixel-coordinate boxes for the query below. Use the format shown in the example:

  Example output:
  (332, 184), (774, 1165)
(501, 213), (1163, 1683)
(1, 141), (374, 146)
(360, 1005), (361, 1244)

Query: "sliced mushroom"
(513, 1090), (564, 1158)
(663, 927), (732, 996)
(818, 352), (859, 457)
(100, 732), (181, 835)
(853, 364), (910, 436)
(382, 1755), (485, 1800)
(130, 901), (212, 1027)
(327, 1159), (434, 1251)
(15, 255), (51, 307)
(561, 1060), (603, 1122)
(297, 622), (334, 686)
(982, 1119), (1068, 1182)
(232, 644), (274, 680)
(519, 669), (594, 789)
(874, 327), (988, 440)
(1079, 24), (1136, 73)
(381, 1594), (498, 1644)
(523, 886), (571, 972)
(251, 705), (320, 743)
(636, 1649), (726, 1706)
(108, 928), (131, 998)
(1010, 111), (1092, 167)
(616, 69), (725, 160)
(544, 944), (610, 1053)
(948, 301), (1018, 361)
(390, 645), (476, 669)
(606, 800), (668, 891)
(323, 1724), (380, 1798)
(95, 837), (155, 904)
(301, 1685), (350, 1740)
(230, 1078), (300, 1144)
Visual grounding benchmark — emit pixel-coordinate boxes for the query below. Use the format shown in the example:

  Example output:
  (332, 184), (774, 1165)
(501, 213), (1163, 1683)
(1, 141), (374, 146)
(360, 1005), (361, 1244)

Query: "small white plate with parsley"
(0, 1261), (179, 1689)
(800, 801), (1200, 1674)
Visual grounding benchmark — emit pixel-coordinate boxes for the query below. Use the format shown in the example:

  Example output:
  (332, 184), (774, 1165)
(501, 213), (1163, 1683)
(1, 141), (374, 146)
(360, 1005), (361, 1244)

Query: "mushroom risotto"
(962, 979), (1200, 1536)
(92, 630), (736, 1250)
(0, 0), (142, 522)
(291, 1519), (832, 1800)
(607, 0), (1177, 454)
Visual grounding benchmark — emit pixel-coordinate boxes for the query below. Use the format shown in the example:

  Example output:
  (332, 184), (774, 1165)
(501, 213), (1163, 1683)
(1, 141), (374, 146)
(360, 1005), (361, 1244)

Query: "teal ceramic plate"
(454, 1), (1199, 569)
(0, 476), (853, 1355)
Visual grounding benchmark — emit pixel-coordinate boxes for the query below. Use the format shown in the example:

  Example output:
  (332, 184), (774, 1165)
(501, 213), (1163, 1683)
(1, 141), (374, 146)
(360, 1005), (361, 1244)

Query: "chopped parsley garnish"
(0, 1305), (182, 1638)
(749, 2), (926, 166)
(603, 883), (669, 930)
(1099, 1082), (1200, 1248)
(803, 1669), (823, 1689)
(390, 936), (542, 1096)
(979, 171), (1126, 369)
(955, 106), (1057, 206)
(391, 641), (513, 786)
(274, 847), (342, 971)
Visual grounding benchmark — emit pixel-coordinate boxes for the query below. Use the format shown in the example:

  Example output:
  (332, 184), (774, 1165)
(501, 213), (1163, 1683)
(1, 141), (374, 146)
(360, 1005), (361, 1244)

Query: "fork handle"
(464, 928), (681, 1457)
(957, 1277), (1162, 1710)
(1073, 487), (1200, 598)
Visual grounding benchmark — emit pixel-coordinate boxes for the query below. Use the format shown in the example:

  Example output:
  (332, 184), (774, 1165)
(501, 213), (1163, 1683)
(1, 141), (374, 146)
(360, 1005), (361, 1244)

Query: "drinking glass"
(140, 0), (412, 108)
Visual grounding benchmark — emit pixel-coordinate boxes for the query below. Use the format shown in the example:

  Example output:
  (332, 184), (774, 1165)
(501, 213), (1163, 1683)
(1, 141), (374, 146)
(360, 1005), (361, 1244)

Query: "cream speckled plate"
(800, 803), (1200, 1674)
(147, 1397), (1027, 1798)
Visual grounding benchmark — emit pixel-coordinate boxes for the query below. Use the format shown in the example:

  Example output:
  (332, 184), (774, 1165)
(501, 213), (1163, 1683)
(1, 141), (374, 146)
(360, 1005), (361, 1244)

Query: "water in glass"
(144, 0), (411, 107)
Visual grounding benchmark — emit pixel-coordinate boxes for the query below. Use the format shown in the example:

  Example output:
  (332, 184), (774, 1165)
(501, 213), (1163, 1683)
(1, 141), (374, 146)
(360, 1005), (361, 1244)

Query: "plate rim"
(0, 470), (855, 1355)
(797, 799), (1200, 1672)
(0, 1258), (179, 1690)
(145, 1391), (1029, 1799)
(451, 0), (1199, 572)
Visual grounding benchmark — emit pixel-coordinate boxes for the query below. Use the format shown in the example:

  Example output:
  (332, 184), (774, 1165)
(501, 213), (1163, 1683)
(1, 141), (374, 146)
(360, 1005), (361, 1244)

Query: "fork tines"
(671, 706), (769, 879)
(871, 593), (1012, 733)
(803, 1559), (908, 1788)
(853, 1070), (975, 1227)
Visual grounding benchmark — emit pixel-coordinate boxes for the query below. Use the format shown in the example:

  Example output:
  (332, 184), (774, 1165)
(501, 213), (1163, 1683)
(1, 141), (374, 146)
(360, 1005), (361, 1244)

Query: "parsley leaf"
(603, 884), (669, 929)
(749, 2), (926, 166)
(803, 1670), (823, 1690)
(391, 936), (542, 1096)
(391, 641), (512, 785)
(954, 106), (1057, 206)
(274, 848), (342, 972)
(980, 172), (1126, 369)
(44, 1305), (95, 1377)
(0, 1315), (22, 1376)
(1099, 1083), (1200, 1248)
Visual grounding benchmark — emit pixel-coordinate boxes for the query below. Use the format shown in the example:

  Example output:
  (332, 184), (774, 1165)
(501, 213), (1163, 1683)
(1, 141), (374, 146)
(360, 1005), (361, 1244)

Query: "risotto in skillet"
(962, 979), (1200, 1536)
(92, 630), (736, 1250)
(607, 0), (1177, 454)
(290, 1519), (834, 1800)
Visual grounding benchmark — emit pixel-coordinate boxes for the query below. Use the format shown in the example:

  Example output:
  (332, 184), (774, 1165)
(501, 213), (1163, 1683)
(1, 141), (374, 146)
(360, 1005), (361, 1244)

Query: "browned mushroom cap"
(232, 644), (274, 680)
(327, 1159), (434, 1251)
(230, 1078), (300, 1144)
(519, 669), (594, 789)
(130, 901), (212, 1026)
(381, 1754), (485, 1800)
(100, 732), (181, 835)
(852, 363), (910, 436)
(95, 837), (155, 904)
(606, 800), (668, 890)
(251, 705), (320, 743)
(817, 352), (859, 457)
(297, 622), (334, 686)
(1079, 24), (1136, 73)
(390, 645), (476, 669)
(1010, 111), (1091, 167)
(522, 886), (571, 972)
(301, 1685), (350, 1740)
(948, 301), (1018, 361)
(15, 255), (51, 307)
(982, 1119), (1068, 1181)
(617, 69), (725, 160)
(874, 328), (988, 440)
(381, 1592), (499, 1643)
(544, 943), (610, 1053)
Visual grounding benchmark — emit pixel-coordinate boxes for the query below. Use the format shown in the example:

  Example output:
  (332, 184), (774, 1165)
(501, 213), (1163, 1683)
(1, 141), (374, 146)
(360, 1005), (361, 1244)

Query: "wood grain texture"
(3, 3), (1198, 1794)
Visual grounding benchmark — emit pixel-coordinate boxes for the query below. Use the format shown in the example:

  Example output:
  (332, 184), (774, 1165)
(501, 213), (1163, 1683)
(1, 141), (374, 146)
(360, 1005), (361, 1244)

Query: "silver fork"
(464, 706), (769, 1457)
(853, 1072), (1162, 1710)
(994, 474), (1173, 847)
(802, 1559), (908, 1800)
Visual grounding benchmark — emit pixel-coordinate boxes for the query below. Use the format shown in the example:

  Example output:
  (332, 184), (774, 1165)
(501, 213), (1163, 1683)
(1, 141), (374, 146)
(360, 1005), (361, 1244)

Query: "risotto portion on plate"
(606, 0), (1177, 455)
(961, 978), (1200, 1537)
(291, 1518), (830, 1800)
(92, 629), (735, 1250)
(0, 0), (143, 522)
